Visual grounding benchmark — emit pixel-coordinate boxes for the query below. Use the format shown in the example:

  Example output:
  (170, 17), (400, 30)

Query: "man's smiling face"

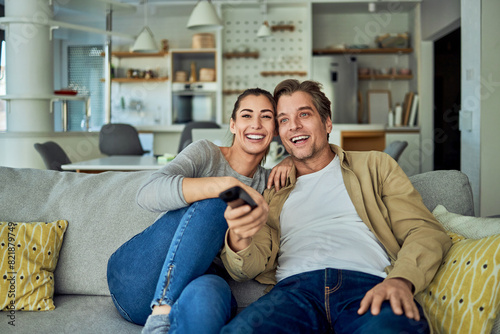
(277, 91), (332, 162)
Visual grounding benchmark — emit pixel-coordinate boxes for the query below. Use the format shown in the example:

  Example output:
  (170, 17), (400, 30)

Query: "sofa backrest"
(0, 167), (475, 297)
(0, 167), (159, 296)
(409, 170), (474, 216)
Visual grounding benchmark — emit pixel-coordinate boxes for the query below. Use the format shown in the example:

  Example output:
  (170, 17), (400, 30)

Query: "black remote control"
(219, 186), (258, 210)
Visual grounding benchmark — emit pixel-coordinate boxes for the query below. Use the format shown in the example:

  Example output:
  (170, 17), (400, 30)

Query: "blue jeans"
(168, 274), (234, 333)
(221, 269), (429, 334)
(107, 198), (235, 326)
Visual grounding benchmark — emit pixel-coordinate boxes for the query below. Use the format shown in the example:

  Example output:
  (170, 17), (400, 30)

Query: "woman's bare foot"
(151, 304), (171, 315)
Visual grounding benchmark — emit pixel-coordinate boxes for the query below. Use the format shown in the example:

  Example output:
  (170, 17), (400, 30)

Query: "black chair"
(99, 123), (148, 156)
(34, 141), (72, 171)
(178, 121), (221, 153)
(383, 140), (408, 162)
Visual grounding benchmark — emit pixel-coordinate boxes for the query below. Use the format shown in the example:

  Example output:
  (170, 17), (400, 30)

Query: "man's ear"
(325, 117), (333, 134)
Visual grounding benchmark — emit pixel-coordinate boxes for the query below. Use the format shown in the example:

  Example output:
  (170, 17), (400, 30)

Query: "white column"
(5, 0), (53, 132)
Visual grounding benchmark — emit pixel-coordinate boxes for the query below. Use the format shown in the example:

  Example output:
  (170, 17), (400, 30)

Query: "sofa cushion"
(409, 170), (474, 216)
(0, 220), (68, 311)
(0, 167), (159, 296)
(416, 232), (500, 334)
(0, 295), (142, 334)
(433, 204), (500, 239)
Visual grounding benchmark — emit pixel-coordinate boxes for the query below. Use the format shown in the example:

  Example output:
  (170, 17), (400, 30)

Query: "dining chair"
(178, 121), (221, 153)
(34, 141), (72, 171)
(383, 140), (408, 162)
(99, 123), (149, 156)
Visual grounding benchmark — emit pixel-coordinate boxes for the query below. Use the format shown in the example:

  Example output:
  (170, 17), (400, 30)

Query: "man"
(220, 79), (451, 333)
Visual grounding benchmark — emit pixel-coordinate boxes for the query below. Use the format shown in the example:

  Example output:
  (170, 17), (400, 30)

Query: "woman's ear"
(229, 118), (236, 134)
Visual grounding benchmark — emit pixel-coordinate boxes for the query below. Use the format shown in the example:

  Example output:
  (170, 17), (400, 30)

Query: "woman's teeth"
(246, 134), (264, 140)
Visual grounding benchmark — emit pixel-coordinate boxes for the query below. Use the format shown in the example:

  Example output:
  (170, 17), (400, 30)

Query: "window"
(67, 45), (105, 131)
(0, 40), (6, 131)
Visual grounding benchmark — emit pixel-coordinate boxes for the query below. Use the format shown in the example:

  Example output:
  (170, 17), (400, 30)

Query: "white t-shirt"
(275, 156), (390, 282)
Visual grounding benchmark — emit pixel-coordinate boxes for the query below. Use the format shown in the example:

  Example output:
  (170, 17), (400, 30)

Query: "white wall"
(460, 0), (500, 216)
(0, 132), (103, 169)
(479, 0), (500, 216)
(420, 0), (460, 41)
(417, 0), (460, 174)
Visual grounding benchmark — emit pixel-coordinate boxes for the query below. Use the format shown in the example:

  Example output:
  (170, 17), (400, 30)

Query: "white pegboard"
(221, 5), (309, 122)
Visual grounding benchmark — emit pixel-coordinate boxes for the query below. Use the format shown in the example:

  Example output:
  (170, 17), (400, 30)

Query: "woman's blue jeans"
(222, 269), (429, 334)
(107, 198), (235, 328)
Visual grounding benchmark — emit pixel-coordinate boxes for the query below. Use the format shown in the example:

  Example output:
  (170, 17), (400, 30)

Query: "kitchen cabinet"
(171, 49), (217, 83)
(329, 124), (421, 177)
(111, 51), (169, 82)
(340, 130), (386, 152)
(312, 3), (418, 130)
(110, 51), (170, 127)
(109, 49), (222, 128)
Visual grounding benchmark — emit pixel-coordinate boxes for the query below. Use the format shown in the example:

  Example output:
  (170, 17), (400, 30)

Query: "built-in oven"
(172, 82), (216, 124)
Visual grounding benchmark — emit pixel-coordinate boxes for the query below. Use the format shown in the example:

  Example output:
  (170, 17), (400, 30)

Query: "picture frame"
(367, 90), (392, 124)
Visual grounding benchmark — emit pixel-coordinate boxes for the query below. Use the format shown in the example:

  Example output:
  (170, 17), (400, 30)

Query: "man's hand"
(358, 278), (420, 321)
(224, 186), (268, 252)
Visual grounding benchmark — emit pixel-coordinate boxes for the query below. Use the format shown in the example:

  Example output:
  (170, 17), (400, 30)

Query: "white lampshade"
(132, 26), (158, 53)
(187, 0), (223, 31)
(257, 21), (272, 38)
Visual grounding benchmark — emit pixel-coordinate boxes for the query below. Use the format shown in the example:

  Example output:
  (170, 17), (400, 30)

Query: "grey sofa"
(0, 167), (495, 333)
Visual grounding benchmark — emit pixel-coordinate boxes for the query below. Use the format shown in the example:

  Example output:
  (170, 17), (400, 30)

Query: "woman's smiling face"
(230, 94), (276, 157)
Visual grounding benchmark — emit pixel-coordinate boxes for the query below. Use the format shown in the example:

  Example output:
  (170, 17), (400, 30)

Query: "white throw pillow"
(432, 204), (500, 239)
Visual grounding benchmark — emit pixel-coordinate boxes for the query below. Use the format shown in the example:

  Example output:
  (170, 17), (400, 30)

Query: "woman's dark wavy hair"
(231, 88), (277, 122)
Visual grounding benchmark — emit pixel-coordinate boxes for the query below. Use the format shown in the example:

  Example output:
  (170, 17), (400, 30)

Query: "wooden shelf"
(313, 48), (413, 55)
(224, 52), (259, 59)
(359, 74), (413, 80)
(271, 24), (295, 32)
(172, 81), (216, 84)
(111, 77), (169, 83)
(260, 71), (307, 77)
(171, 49), (216, 54)
(110, 51), (168, 58)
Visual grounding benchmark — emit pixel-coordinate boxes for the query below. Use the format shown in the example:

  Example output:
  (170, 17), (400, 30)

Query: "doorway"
(433, 28), (461, 170)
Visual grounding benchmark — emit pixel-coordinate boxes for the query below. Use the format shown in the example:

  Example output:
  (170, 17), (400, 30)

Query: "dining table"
(61, 155), (167, 173)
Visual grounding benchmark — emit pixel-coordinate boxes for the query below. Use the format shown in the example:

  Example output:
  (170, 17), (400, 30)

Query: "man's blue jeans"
(107, 198), (235, 329)
(222, 269), (429, 334)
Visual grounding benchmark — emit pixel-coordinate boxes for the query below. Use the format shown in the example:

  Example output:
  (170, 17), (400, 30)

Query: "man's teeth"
(246, 134), (264, 140)
(291, 135), (309, 143)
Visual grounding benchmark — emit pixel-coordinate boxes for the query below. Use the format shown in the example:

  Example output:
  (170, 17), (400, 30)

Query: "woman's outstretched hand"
(267, 156), (293, 192)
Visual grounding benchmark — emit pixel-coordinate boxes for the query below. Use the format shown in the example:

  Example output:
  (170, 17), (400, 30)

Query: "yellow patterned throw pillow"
(416, 232), (500, 334)
(0, 220), (68, 311)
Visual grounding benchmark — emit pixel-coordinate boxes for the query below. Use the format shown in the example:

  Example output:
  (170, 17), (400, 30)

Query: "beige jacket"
(221, 144), (452, 295)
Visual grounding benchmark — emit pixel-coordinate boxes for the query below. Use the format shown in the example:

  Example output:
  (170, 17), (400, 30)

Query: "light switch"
(459, 110), (473, 132)
(466, 69), (474, 81)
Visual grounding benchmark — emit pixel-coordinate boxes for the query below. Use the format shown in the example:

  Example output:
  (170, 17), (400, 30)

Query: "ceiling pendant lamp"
(257, 21), (272, 38)
(257, 0), (271, 38)
(187, 0), (223, 31)
(132, 0), (158, 52)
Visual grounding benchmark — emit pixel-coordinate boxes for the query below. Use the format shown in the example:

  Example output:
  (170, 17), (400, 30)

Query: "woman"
(107, 88), (290, 334)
